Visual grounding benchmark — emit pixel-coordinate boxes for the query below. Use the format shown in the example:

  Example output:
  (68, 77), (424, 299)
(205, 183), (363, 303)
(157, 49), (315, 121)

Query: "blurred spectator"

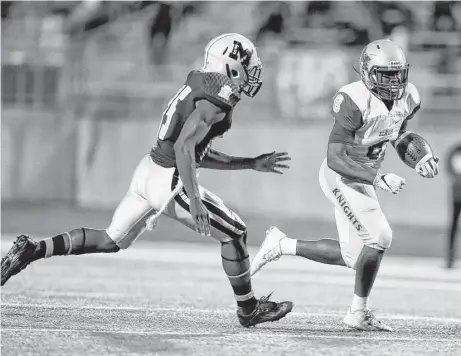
(148, 2), (173, 65)
(61, 0), (105, 36)
(367, 1), (414, 36)
(254, 2), (290, 45)
(1, 1), (13, 20)
(147, 1), (201, 66)
(432, 1), (457, 31)
(303, 2), (382, 46)
(333, 2), (383, 46)
(304, 1), (334, 29)
(334, 22), (371, 47)
(446, 143), (461, 269)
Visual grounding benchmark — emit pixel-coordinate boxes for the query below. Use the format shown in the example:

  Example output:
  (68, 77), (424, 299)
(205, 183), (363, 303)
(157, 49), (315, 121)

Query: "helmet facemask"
(241, 62), (263, 97)
(228, 45), (263, 98)
(368, 65), (409, 100)
(235, 47), (263, 98)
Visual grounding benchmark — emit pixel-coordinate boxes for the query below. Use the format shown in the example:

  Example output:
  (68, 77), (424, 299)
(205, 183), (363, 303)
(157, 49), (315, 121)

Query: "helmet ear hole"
(225, 64), (232, 78)
(225, 64), (240, 79)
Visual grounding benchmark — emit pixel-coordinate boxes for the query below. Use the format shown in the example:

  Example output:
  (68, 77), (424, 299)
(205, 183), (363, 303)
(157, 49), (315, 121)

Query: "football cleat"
(237, 292), (294, 327)
(343, 307), (393, 332)
(250, 226), (286, 276)
(1, 235), (37, 286)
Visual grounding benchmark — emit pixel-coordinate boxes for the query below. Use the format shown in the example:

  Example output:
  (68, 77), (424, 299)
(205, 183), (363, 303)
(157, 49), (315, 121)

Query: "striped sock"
(221, 237), (258, 314)
(222, 256), (257, 314)
(33, 233), (73, 261)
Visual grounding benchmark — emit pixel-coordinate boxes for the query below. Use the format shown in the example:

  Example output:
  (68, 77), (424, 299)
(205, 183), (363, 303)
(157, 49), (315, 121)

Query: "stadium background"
(1, 1), (461, 260)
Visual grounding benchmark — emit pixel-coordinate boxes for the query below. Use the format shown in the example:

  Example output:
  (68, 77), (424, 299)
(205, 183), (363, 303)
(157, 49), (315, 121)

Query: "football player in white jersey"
(250, 39), (439, 331)
(1, 33), (294, 327)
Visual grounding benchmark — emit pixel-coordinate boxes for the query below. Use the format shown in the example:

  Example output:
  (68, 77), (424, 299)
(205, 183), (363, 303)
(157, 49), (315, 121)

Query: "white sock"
(280, 237), (297, 255)
(351, 294), (368, 312)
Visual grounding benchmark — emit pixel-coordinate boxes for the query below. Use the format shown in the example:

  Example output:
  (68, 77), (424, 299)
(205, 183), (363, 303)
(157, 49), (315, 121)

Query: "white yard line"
(0, 326), (457, 343)
(2, 302), (461, 323)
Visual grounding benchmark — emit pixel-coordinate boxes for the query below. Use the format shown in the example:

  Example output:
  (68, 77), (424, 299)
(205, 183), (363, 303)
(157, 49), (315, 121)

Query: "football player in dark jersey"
(1, 33), (293, 327)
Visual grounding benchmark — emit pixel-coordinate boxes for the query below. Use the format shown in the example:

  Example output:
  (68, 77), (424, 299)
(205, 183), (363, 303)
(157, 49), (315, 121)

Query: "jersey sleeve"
(405, 82), (421, 121)
(203, 72), (241, 110)
(329, 92), (362, 144)
(329, 120), (355, 145)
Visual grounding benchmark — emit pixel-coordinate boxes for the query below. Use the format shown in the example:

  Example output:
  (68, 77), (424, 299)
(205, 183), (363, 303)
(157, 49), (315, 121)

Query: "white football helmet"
(202, 33), (263, 97)
(359, 39), (409, 101)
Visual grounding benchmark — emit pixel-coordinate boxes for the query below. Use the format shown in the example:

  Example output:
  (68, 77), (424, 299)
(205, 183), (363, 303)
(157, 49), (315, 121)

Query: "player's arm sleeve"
(203, 72), (241, 111)
(328, 92), (362, 145)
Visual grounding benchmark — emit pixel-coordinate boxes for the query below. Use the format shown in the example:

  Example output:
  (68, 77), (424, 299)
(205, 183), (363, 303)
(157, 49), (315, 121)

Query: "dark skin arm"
(201, 149), (291, 173)
(173, 100), (227, 236)
(201, 149), (255, 170)
(327, 142), (378, 184)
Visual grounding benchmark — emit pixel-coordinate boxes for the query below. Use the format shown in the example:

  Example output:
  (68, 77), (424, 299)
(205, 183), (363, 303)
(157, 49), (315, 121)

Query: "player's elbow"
(327, 157), (344, 176)
(173, 140), (184, 154)
(174, 140), (187, 154)
(326, 153), (337, 170)
(327, 145), (345, 172)
(174, 140), (193, 161)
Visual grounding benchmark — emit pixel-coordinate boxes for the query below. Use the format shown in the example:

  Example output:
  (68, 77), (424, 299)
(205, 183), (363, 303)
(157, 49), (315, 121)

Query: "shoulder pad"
(405, 82), (420, 109)
(338, 81), (368, 112)
(331, 90), (363, 131)
(204, 72), (241, 109)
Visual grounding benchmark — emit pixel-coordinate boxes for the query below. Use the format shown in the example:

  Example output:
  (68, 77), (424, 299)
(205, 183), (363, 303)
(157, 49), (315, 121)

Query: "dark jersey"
(150, 70), (241, 168)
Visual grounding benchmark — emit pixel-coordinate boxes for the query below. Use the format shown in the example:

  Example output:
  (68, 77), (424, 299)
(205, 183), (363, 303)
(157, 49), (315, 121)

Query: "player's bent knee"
(221, 230), (248, 260)
(377, 226), (393, 250)
(363, 226), (393, 251)
(99, 231), (121, 252)
(104, 228), (127, 251)
(214, 220), (247, 243)
(339, 249), (357, 270)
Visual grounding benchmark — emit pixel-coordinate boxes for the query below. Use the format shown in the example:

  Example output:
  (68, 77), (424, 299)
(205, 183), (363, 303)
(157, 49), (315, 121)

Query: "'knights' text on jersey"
(329, 80), (420, 170)
(150, 71), (241, 168)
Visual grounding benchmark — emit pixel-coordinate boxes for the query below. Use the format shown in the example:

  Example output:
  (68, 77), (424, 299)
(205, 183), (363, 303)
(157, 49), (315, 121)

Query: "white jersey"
(330, 80), (420, 169)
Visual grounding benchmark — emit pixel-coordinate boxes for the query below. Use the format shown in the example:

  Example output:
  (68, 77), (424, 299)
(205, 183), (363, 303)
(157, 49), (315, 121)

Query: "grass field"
(1, 234), (460, 356)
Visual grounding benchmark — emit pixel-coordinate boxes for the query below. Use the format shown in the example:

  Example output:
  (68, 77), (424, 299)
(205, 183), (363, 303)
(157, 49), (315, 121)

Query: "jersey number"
(158, 85), (192, 140)
(367, 141), (388, 160)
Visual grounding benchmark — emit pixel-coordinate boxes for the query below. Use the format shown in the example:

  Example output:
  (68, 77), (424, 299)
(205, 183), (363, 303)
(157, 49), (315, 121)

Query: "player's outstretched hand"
(253, 151), (291, 174)
(190, 197), (210, 236)
(416, 156), (439, 178)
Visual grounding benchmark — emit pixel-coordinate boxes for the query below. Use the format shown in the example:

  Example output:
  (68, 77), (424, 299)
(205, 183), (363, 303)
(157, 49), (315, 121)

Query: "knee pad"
(221, 231), (250, 280)
(221, 230), (248, 261)
(377, 226), (393, 250)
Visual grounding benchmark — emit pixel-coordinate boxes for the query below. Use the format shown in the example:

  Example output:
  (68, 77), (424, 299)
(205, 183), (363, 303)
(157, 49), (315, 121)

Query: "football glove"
(416, 156), (439, 179)
(373, 173), (406, 194)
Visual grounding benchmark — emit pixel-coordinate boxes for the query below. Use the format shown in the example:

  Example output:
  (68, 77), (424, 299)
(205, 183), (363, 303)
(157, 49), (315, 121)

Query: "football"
(394, 131), (434, 169)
